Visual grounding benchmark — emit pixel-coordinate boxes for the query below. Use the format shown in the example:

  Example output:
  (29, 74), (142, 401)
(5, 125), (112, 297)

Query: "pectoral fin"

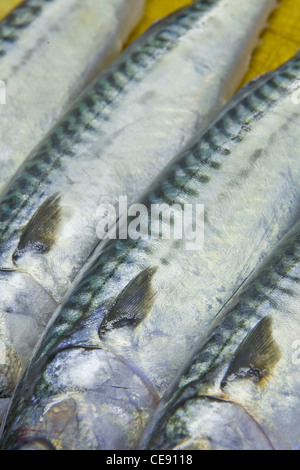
(13, 193), (62, 263)
(221, 316), (281, 389)
(99, 266), (157, 337)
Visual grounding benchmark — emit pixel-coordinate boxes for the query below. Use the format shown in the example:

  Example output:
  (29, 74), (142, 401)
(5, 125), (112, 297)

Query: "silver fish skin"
(0, 271), (56, 410)
(2, 52), (300, 451)
(0, 0), (145, 193)
(139, 221), (300, 451)
(0, 0), (276, 401)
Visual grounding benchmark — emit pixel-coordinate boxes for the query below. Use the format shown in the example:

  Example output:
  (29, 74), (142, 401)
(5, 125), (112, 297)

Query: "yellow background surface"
(1, 0), (300, 85)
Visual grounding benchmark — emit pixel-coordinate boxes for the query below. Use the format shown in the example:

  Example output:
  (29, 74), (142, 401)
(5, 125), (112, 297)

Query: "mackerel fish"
(0, 0), (276, 409)
(139, 220), (300, 450)
(0, 0), (145, 193)
(2, 51), (300, 450)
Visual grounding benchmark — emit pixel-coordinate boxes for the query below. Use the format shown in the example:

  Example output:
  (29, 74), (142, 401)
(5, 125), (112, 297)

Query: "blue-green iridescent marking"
(21, 53), (300, 381)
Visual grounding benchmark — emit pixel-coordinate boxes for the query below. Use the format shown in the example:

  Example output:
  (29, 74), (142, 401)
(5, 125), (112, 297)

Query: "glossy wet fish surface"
(140, 221), (300, 450)
(0, 0), (146, 194)
(2, 50), (300, 450)
(0, 0), (276, 414)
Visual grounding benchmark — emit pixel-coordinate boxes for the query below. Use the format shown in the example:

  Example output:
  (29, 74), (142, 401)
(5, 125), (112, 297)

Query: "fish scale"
(0, 0), (146, 193)
(0, 0), (276, 412)
(2, 50), (300, 450)
(0, 0), (225, 240)
(0, 0), (53, 56)
(139, 222), (300, 450)
(35, 52), (300, 359)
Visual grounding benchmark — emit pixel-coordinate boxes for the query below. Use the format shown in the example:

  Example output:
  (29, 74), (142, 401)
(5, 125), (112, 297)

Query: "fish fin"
(221, 316), (281, 389)
(13, 193), (62, 263)
(99, 266), (157, 337)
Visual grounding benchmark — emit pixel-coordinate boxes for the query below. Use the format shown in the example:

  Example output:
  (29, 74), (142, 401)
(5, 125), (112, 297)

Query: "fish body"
(0, 0), (276, 402)
(2, 51), (300, 450)
(0, 0), (145, 193)
(139, 221), (300, 450)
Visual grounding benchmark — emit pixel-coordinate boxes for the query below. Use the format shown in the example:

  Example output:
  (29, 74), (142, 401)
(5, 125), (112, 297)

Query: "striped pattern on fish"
(0, 0), (277, 406)
(2, 50), (300, 450)
(0, 0), (54, 58)
(139, 221), (300, 450)
(0, 0), (146, 193)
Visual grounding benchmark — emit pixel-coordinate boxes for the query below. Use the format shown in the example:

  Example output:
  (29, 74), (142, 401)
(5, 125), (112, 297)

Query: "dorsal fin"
(221, 316), (281, 389)
(99, 266), (157, 337)
(13, 193), (62, 263)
